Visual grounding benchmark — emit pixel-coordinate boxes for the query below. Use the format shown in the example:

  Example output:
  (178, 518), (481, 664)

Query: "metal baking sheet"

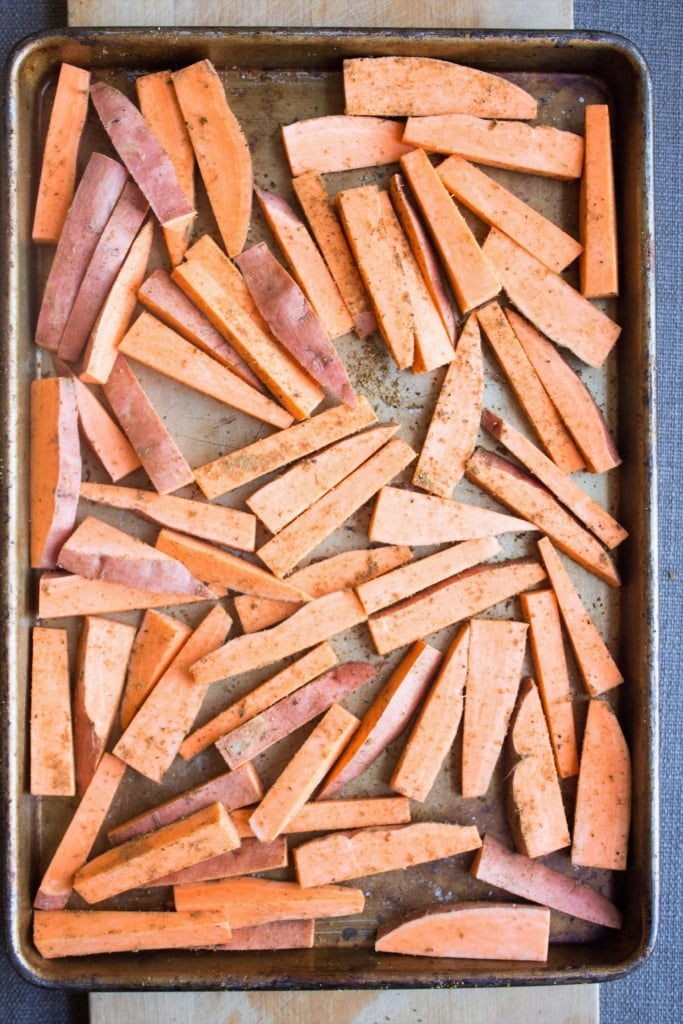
(2, 28), (657, 990)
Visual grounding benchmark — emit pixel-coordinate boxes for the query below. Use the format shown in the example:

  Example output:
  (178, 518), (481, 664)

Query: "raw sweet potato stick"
(118, 609), (192, 730)
(135, 69), (195, 209)
(580, 104), (619, 298)
(30, 627), (74, 797)
(30, 377), (80, 569)
(38, 572), (218, 619)
(149, 837), (288, 886)
(282, 115), (413, 176)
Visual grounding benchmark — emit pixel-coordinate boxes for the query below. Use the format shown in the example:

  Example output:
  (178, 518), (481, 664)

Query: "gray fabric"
(1, 2), (680, 1021)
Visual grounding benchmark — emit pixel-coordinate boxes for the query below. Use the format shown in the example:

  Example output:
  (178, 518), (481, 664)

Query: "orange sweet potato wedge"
(171, 59), (251, 258)
(32, 62), (91, 245)
(580, 104), (619, 299)
(317, 641), (443, 800)
(293, 822), (481, 888)
(471, 833), (623, 929)
(466, 448), (621, 587)
(30, 627), (75, 797)
(38, 571), (218, 619)
(148, 836), (288, 887)
(35, 753), (127, 910)
(375, 901), (549, 960)
(282, 114), (413, 176)
(135, 69), (195, 209)
(572, 698), (631, 870)
(119, 609), (192, 730)
(30, 377), (80, 569)
(251, 796), (411, 836)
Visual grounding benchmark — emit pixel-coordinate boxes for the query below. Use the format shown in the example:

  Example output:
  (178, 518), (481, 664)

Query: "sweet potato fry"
(30, 377), (80, 569)
(256, 437), (417, 579)
(580, 104), (619, 298)
(294, 822), (481, 888)
(412, 314), (483, 496)
(317, 641), (443, 800)
(180, 642), (339, 760)
(216, 659), (376, 770)
(506, 677), (571, 857)
(471, 833), (623, 929)
(367, 558), (545, 656)
(572, 699), (631, 870)
(30, 627), (74, 797)
(344, 55), (537, 119)
(103, 355), (194, 494)
(461, 618), (528, 797)
(291, 169), (377, 337)
(368, 485), (533, 546)
(73, 616), (136, 795)
(135, 69), (195, 208)
(282, 114), (413, 176)
(38, 571), (218, 619)
(149, 836), (288, 887)
(171, 59), (251, 258)
(476, 301), (585, 473)
(119, 609), (192, 730)
(375, 902), (549, 960)
(113, 605), (232, 783)
(253, 189), (355, 341)
(32, 63), (91, 245)
(403, 114), (584, 180)
(218, 919), (314, 951)
(390, 625), (469, 802)
(482, 228), (621, 369)
(253, 796), (411, 835)
(465, 448), (621, 586)
(438, 154), (583, 273)
(537, 537), (623, 696)
(35, 753), (127, 910)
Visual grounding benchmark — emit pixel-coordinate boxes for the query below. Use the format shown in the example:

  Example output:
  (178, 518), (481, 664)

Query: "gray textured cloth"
(1, 2), (680, 1022)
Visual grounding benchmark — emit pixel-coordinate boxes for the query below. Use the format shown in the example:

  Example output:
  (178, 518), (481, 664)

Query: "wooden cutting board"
(69, 2), (595, 1022)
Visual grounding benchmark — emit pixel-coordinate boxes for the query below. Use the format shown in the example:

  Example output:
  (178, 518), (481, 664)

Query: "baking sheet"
(2, 28), (657, 990)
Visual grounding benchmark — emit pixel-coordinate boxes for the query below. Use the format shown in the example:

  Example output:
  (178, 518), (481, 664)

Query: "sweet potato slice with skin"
(34, 152), (128, 352)
(291, 169), (377, 337)
(193, 395), (377, 499)
(217, 919), (314, 951)
(37, 572), (218, 619)
(282, 115), (413, 176)
(250, 703), (360, 842)
(174, 876), (364, 928)
(119, 609), (192, 730)
(343, 56), (537, 120)
(368, 558), (545, 656)
(234, 544), (411, 634)
(148, 836), (288, 887)
(107, 764), (263, 846)
(237, 796), (411, 837)
(34, 909), (232, 958)
(180, 642), (338, 760)
(73, 802), (240, 905)
(461, 618), (528, 798)
(113, 605), (232, 784)
(537, 537), (623, 696)
(135, 69), (195, 208)
(215, 660), (376, 770)
(317, 641), (443, 800)
(73, 616), (136, 796)
(466, 448), (621, 587)
(505, 309), (621, 474)
(80, 219), (154, 385)
(404, 114), (584, 180)
(256, 437), (418, 579)
(390, 625), (469, 802)
(507, 678), (571, 857)
(30, 627), (74, 797)
(235, 240), (355, 403)
(482, 228), (621, 369)
(30, 377), (80, 569)
(368, 485), (534, 546)
(437, 154), (583, 273)
(520, 589), (579, 779)
(572, 699), (631, 870)
(118, 310), (293, 430)
(482, 409), (627, 549)
(57, 516), (212, 598)
(32, 62), (91, 245)
(103, 355), (194, 494)
(375, 902), (549, 960)
(293, 822), (481, 889)
(476, 301), (585, 473)
(580, 104), (619, 299)
(412, 314), (483, 497)
(171, 59), (251, 258)
(80, 481), (256, 554)
(253, 189), (355, 341)
(35, 753), (127, 910)
(471, 833), (623, 930)
(399, 147), (501, 315)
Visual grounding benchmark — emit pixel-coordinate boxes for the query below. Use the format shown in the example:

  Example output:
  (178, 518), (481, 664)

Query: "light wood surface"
(72, 1), (593, 1022)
